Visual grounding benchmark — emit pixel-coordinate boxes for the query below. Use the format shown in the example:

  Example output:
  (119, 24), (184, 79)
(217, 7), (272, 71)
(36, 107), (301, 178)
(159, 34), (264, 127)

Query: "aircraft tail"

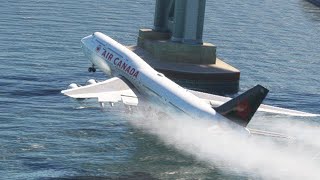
(214, 85), (269, 127)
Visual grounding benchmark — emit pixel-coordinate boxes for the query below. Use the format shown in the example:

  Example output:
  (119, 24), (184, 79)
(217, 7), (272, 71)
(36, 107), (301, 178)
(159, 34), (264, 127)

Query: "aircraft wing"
(61, 77), (139, 106)
(188, 89), (318, 117)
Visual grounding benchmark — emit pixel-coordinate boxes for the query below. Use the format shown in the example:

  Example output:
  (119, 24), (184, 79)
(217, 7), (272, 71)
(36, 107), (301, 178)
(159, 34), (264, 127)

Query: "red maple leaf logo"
(236, 99), (251, 119)
(96, 45), (101, 52)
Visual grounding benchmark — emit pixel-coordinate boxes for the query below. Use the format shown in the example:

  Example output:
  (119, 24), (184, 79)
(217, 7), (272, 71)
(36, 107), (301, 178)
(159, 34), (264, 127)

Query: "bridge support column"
(130, 0), (240, 94)
(154, 0), (171, 32)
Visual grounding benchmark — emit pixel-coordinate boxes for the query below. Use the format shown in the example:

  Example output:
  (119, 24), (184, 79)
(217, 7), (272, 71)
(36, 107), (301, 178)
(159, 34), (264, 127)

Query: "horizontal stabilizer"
(258, 104), (319, 117)
(189, 89), (318, 117)
(248, 128), (294, 140)
(214, 85), (269, 127)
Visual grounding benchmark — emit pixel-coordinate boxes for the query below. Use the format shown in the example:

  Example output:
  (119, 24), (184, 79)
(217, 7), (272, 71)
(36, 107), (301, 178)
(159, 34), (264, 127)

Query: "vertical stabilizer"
(214, 85), (269, 127)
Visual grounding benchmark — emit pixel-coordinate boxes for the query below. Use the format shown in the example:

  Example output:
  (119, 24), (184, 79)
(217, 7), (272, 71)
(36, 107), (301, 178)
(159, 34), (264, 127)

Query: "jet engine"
(68, 83), (80, 89)
(86, 79), (98, 85)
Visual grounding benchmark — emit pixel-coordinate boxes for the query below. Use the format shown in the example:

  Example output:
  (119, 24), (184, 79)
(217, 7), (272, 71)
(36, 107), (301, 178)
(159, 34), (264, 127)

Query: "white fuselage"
(81, 32), (225, 123)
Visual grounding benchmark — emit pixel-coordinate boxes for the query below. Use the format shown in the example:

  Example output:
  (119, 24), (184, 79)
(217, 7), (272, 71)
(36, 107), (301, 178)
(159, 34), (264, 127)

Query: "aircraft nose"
(80, 34), (96, 64)
(81, 34), (93, 47)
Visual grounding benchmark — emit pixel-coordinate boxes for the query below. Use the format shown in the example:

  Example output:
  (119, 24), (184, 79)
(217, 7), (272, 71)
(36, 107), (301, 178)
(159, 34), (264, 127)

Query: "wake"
(129, 113), (320, 179)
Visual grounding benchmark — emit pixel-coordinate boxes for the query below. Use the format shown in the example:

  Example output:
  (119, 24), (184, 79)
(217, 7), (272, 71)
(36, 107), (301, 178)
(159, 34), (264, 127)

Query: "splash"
(129, 112), (320, 179)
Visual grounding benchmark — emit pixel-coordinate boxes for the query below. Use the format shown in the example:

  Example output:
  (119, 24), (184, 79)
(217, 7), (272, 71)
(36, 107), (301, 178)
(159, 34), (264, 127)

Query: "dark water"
(0, 0), (320, 179)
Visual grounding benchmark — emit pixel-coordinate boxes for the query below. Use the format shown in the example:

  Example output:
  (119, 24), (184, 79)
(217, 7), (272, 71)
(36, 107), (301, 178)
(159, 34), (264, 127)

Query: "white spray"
(129, 111), (320, 179)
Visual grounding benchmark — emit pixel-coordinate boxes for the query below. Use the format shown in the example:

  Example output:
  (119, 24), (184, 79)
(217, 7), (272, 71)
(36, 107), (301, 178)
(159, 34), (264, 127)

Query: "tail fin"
(214, 85), (269, 127)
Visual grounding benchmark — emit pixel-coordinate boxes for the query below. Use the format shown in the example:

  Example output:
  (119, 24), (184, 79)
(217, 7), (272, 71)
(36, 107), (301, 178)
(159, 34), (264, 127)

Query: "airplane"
(61, 32), (318, 136)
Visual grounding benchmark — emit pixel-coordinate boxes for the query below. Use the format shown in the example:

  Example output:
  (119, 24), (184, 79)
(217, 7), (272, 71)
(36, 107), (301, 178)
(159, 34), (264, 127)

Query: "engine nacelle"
(68, 83), (79, 89)
(86, 79), (97, 85)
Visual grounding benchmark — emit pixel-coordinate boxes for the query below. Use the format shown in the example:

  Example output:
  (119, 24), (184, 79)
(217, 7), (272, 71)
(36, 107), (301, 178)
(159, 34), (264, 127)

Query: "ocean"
(0, 0), (320, 179)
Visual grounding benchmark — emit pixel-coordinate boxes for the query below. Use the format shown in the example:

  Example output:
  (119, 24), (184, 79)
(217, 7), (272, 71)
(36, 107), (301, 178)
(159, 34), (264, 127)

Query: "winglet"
(214, 85), (269, 127)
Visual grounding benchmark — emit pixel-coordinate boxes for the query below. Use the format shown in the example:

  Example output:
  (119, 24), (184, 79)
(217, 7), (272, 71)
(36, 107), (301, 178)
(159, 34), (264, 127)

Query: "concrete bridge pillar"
(132, 0), (240, 94)
(171, 0), (185, 42)
(172, 0), (206, 44)
(183, 0), (206, 44)
(153, 0), (171, 32)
